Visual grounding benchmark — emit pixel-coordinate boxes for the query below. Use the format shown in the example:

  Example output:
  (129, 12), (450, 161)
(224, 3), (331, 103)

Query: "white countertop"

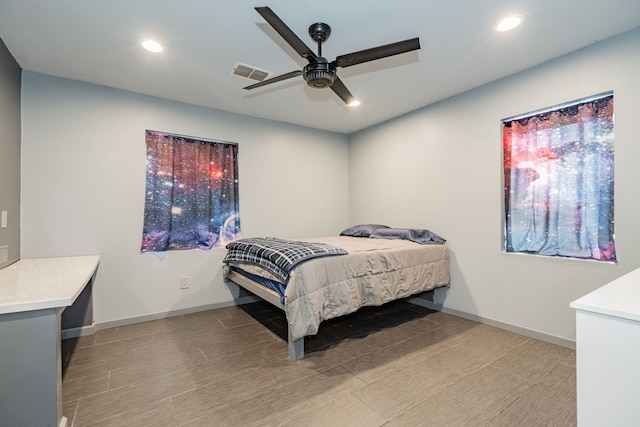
(0, 255), (100, 315)
(571, 267), (640, 322)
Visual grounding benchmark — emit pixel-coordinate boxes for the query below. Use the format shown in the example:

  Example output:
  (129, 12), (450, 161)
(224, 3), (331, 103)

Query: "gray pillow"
(370, 228), (446, 244)
(340, 224), (390, 237)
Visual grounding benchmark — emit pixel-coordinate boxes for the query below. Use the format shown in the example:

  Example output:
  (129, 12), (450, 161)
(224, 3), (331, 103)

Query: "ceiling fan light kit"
(244, 6), (421, 105)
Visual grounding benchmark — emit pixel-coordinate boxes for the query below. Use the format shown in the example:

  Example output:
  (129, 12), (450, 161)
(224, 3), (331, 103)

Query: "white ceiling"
(1, 0), (639, 134)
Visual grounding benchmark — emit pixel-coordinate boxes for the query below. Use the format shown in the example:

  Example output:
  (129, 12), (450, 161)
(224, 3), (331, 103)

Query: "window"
(503, 93), (615, 262)
(141, 130), (241, 252)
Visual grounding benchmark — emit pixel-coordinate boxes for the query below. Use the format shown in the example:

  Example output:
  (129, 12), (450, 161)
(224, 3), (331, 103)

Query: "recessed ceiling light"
(141, 39), (163, 53)
(348, 100), (361, 107)
(496, 15), (523, 32)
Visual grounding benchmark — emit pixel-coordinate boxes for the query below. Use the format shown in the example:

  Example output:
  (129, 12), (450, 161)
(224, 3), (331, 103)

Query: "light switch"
(1, 211), (6, 228)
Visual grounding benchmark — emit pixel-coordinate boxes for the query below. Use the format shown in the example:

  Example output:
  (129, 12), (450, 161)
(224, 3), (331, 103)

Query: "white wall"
(0, 37), (21, 269)
(349, 28), (640, 343)
(20, 28), (640, 342)
(20, 73), (349, 325)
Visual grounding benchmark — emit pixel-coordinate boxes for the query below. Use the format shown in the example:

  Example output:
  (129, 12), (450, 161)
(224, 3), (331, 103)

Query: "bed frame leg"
(288, 335), (304, 360)
(433, 286), (448, 305)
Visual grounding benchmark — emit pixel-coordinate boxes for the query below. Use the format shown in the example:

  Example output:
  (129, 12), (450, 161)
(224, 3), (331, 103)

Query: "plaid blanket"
(224, 237), (347, 283)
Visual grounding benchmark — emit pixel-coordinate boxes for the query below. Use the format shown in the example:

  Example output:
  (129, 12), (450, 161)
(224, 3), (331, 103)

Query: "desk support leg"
(0, 308), (63, 427)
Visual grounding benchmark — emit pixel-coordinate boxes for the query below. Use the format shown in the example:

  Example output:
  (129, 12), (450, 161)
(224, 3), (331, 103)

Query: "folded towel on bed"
(370, 228), (446, 244)
(224, 237), (348, 283)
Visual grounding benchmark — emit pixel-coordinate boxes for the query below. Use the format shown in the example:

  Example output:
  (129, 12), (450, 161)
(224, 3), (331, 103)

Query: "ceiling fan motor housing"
(303, 58), (336, 88)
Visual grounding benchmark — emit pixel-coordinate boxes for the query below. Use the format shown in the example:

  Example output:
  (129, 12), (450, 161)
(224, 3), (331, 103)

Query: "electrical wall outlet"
(1, 211), (7, 228)
(179, 276), (190, 289)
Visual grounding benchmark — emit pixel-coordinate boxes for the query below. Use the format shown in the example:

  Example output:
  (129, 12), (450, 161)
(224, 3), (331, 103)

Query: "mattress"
(226, 235), (449, 342)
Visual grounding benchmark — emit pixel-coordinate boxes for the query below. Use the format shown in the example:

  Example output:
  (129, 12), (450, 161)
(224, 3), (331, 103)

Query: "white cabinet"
(571, 268), (640, 427)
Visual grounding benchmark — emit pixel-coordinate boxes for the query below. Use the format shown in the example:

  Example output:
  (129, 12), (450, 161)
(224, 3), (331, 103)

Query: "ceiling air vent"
(231, 62), (271, 82)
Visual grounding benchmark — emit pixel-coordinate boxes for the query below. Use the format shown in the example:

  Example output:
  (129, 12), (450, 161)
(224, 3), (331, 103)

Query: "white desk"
(570, 267), (640, 427)
(0, 255), (100, 427)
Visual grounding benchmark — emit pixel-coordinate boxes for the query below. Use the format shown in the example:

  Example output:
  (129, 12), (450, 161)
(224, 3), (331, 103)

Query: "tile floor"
(61, 300), (576, 426)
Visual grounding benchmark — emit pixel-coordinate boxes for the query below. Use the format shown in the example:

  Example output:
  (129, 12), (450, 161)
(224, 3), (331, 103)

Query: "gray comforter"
(281, 236), (449, 341)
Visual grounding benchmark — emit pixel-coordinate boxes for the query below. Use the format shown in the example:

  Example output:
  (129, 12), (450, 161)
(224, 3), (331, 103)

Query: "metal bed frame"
(225, 269), (305, 360)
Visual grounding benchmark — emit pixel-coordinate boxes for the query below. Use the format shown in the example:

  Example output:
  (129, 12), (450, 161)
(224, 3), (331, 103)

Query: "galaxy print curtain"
(503, 94), (615, 262)
(141, 131), (241, 252)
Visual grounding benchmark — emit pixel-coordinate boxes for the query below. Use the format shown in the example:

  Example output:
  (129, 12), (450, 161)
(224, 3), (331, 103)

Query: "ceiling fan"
(244, 6), (421, 106)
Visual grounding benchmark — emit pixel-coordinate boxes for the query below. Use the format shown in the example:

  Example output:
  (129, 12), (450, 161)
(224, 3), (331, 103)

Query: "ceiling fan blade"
(255, 7), (317, 61)
(335, 37), (420, 68)
(243, 70), (303, 90)
(330, 76), (356, 105)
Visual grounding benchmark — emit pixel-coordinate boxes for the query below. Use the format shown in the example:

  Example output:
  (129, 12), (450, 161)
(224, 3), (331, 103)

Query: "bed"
(223, 226), (449, 360)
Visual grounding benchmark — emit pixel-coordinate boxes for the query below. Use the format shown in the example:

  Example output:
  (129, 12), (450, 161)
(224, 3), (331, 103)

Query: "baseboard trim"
(409, 297), (576, 350)
(92, 296), (260, 331)
(61, 324), (95, 340)
(63, 296), (575, 350)
(61, 295), (576, 355)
